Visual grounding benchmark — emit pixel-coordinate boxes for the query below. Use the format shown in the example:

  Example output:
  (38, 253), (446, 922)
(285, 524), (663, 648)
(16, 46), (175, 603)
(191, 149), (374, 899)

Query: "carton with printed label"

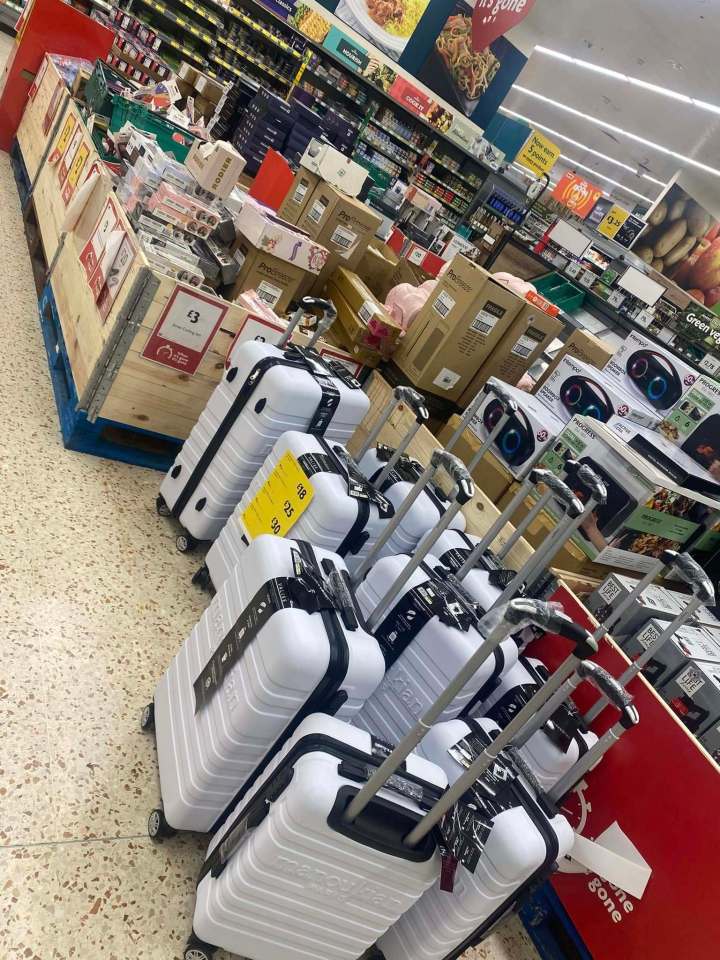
(458, 303), (564, 407)
(185, 139), (246, 200)
(536, 356), (662, 428)
(586, 572), (686, 636)
(277, 168), (322, 224)
(659, 374), (720, 478)
(533, 328), (615, 391)
(535, 415), (719, 573)
(392, 255), (524, 402)
(299, 140), (367, 197)
(234, 196), (329, 275)
(297, 182), (382, 268)
(604, 329), (698, 414)
(624, 618), (720, 688)
(660, 659), (720, 735)
(325, 267), (402, 366)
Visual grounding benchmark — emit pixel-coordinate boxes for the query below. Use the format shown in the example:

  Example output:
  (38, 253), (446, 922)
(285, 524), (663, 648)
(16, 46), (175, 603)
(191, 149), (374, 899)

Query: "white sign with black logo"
(637, 623), (661, 651)
(598, 577), (622, 603)
(432, 290), (456, 319)
(408, 246), (426, 265)
(676, 665), (705, 697)
(433, 367), (461, 390)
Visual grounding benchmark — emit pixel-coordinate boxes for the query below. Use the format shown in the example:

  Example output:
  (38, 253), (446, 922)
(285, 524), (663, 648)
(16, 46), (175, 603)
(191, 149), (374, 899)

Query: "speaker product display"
(604, 330), (697, 413)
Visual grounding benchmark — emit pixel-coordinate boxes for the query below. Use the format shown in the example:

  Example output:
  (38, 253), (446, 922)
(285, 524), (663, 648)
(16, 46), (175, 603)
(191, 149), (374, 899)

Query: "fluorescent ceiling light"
(500, 105), (666, 187)
(512, 85), (720, 178)
(556, 154), (655, 203)
(535, 46), (720, 116)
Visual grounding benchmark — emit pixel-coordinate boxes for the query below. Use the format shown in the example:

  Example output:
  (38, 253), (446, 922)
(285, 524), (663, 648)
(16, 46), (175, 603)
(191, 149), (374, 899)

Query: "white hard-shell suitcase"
(202, 386), (430, 589)
(157, 299), (369, 550)
(181, 598), (579, 960)
(144, 534), (385, 835)
(376, 643), (640, 960)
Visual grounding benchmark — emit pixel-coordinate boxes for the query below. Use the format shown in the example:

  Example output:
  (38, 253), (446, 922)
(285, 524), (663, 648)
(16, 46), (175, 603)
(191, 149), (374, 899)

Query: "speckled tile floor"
(0, 31), (540, 960)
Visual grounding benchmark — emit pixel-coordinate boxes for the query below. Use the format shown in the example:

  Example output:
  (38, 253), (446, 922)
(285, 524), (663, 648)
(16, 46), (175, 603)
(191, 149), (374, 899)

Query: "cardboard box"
(437, 415), (514, 503)
(388, 256), (432, 289)
(326, 267), (402, 356)
(659, 374), (720, 477)
(277, 168), (321, 225)
(235, 197), (329, 275)
(535, 356), (662, 429)
(660, 659), (720, 735)
(185, 140), (246, 200)
(468, 382), (566, 480)
(299, 139), (367, 197)
(393, 256), (525, 402)
(297, 181), (382, 267)
(536, 415), (720, 574)
(586, 572), (687, 637)
(533, 328), (615, 392)
(624, 619), (720, 688)
(604, 329), (698, 414)
(231, 244), (308, 313)
(355, 241), (400, 300)
(459, 303), (564, 406)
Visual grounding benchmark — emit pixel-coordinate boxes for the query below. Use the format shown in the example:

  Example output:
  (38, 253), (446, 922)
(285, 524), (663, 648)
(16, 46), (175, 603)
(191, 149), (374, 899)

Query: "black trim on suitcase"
(436, 531), (501, 576)
(369, 448), (450, 521)
(207, 541), (355, 836)
(199, 732), (443, 883)
(170, 347), (348, 520)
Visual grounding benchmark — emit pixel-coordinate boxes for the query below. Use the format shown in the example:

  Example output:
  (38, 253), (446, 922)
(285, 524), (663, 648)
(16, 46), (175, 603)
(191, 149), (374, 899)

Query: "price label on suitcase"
(241, 452), (314, 539)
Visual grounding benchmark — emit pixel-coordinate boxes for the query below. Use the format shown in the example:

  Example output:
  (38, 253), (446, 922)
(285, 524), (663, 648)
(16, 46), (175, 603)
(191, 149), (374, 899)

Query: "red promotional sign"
(389, 76), (433, 118)
(472, 0), (536, 51)
(528, 586), (720, 960)
(552, 172), (605, 219)
(142, 286), (228, 376)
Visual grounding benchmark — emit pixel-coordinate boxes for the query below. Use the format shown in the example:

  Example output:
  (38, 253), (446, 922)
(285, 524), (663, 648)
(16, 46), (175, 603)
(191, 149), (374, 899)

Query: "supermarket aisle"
(0, 37), (540, 960)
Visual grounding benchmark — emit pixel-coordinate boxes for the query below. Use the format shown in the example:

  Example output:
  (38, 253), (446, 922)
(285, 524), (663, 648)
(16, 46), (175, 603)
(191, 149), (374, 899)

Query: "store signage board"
(516, 129), (561, 176)
(552, 172), (604, 219)
(548, 219), (592, 259)
(48, 113), (76, 167)
(322, 26), (368, 74)
(142, 286), (228, 375)
(96, 232), (136, 320)
(597, 204), (631, 240)
(256, 0), (297, 20)
(389, 76), (433, 118)
(61, 141), (91, 205)
(614, 214), (646, 249)
(618, 266), (665, 307)
(58, 124), (83, 183)
(472, 0), (536, 49)
(79, 197), (120, 281)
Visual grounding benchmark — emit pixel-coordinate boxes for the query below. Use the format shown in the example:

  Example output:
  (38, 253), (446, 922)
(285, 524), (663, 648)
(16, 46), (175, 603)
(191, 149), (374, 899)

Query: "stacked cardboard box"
(325, 267), (402, 367)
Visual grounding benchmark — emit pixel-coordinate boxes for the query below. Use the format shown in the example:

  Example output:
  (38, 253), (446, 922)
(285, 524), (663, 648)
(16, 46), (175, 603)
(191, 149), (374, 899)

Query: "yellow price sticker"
(241, 452), (314, 540)
(597, 204), (631, 239)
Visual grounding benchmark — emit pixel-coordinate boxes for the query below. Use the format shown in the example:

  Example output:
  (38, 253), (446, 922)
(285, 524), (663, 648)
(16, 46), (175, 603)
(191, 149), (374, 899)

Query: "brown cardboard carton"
(327, 267), (402, 354)
(532, 328), (615, 391)
(498, 483), (590, 571)
(277, 168), (322, 225)
(459, 304), (564, 407)
(320, 294), (384, 369)
(230, 242), (307, 313)
(356, 242), (400, 300)
(393, 255), (524, 402)
(297, 181), (383, 268)
(389, 256), (433, 289)
(437, 416), (514, 503)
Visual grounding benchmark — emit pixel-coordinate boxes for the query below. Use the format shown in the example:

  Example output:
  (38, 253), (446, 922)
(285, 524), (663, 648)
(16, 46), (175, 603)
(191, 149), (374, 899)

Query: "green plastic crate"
(109, 99), (196, 162)
(353, 153), (393, 190)
(85, 60), (131, 119)
(534, 271), (586, 312)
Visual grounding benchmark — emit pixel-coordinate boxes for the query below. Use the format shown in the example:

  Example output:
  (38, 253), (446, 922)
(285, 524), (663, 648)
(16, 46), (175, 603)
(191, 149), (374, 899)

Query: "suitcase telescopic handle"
(356, 385), (429, 462)
(445, 378), (518, 468)
(565, 459), (608, 506)
(342, 598), (571, 829)
(358, 452), (474, 628)
(278, 297), (337, 349)
(584, 551), (717, 725)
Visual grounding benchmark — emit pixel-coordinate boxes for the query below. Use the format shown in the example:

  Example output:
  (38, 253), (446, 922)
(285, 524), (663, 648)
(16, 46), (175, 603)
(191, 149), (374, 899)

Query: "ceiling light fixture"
(534, 46), (720, 116)
(500, 105), (667, 187)
(511, 85), (720, 178)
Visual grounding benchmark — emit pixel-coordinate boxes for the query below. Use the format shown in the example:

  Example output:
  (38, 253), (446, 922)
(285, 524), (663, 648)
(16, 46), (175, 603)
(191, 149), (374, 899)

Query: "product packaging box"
(603, 329), (698, 414)
(325, 267), (402, 366)
(437, 415), (515, 503)
(297, 182), (382, 268)
(660, 659), (720, 735)
(535, 356), (662, 428)
(623, 619), (720, 688)
(231, 245), (307, 312)
(586, 571), (687, 637)
(299, 139), (367, 197)
(467, 381), (566, 480)
(533, 328), (615, 391)
(458, 303), (564, 406)
(276, 167), (322, 224)
(699, 717), (720, 762)
(185, 140), (246, 200)
(393, 256), (525, 402)
(659, 374), (720, 477)
(388, 256), (433, 289)
(234, 197), (329, 275)
(355, 241), (400, 300)
(537, 415), (719, 573)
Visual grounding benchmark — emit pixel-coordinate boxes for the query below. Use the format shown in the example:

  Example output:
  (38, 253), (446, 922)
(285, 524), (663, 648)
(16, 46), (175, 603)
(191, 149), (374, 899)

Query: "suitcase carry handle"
(584, 551), (716, 724)
(342, 598), (575, 830)
(353, 451), (474, 627)
(444, 377), (518, 455)
(356, 385), (429, 474)
(277, 297), (337, 349)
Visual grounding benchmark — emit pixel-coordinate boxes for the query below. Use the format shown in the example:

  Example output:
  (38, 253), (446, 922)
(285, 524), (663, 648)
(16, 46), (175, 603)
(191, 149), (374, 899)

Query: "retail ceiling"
(504, 0), (720, 211)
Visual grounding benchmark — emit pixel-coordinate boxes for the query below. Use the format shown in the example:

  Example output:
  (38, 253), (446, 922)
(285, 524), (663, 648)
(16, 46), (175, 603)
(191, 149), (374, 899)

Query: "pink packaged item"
(493, 271), (537, 298)
(384, 278), (437, 333)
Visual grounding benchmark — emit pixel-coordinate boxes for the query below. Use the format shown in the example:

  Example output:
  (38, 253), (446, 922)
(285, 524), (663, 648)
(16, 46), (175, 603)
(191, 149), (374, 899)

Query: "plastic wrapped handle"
(566, 459), (608, 506)
(393, 385), (430, 424)
(484, 377), (519, 413)
(301, 296), (337, 336)
(577, 661), (636, 730)
(430, 450), (474, 504)
(528, 468), (585, 518)
(664, 550), (716, 606)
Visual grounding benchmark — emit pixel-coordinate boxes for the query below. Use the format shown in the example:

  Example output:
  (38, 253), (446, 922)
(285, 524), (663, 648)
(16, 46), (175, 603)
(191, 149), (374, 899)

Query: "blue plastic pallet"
(519, 883), (592, 960)
(38, 283), (183, 472)
(10, 139), (30, 205)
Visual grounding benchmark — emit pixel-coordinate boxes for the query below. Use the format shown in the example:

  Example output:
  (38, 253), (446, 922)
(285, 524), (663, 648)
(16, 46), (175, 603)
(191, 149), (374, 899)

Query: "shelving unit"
(215, 36), (292, 85)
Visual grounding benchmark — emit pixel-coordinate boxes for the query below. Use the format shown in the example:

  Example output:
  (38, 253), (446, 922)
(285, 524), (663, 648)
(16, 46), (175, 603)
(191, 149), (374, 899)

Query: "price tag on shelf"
(176, 15), (186, 25)
(700, 353), (720, 376)
(565, 262), (583, 280)
(580, 270), (596, 289)
(241, 451), (314, 540)
(608, 289), (626, 309)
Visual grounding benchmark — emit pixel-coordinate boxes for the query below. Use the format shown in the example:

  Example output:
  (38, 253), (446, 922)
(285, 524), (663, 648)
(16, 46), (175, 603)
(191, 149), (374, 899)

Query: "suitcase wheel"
(176, 533), (199, 553)
(185, 932), (217, 960)
(191, 565), (212, 592)
(140, 703), (155, 732)
(155, 495), (171, 518)
(147, 808), (176, 841)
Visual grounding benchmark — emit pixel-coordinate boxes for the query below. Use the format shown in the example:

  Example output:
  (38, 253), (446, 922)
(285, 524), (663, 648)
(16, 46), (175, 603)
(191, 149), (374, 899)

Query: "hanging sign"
(597, 204), (631, 240)
(142, 285), (228, 375)
(516, 129), (561, 176)
(472, 0), (537, 51)
(552, 172), (604, 219)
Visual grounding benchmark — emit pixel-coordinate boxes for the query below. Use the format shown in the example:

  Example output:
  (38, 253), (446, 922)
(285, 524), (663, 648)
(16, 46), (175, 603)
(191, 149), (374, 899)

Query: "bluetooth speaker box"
(659, 374), (720, 477)
(660, 659), (720, 736)
(604, 330), (698, 413)
(437, 415), (515, 503)
(533, 328), (615, 391)
(624, 618), (720, 689)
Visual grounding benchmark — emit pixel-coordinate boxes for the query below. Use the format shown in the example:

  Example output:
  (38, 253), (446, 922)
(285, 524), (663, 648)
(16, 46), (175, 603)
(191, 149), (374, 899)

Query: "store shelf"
(162, 0), (223, 27)
(214, 38), (291, 84)
(156, 30), (207, 64)
(415, 168), (472, 202)
(300, 66), (368, 112)
(366, 119), (422, 154)
(135, 0), (217, 43)
(358, 133), (411, 170)
(226, 4), (303, 57)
